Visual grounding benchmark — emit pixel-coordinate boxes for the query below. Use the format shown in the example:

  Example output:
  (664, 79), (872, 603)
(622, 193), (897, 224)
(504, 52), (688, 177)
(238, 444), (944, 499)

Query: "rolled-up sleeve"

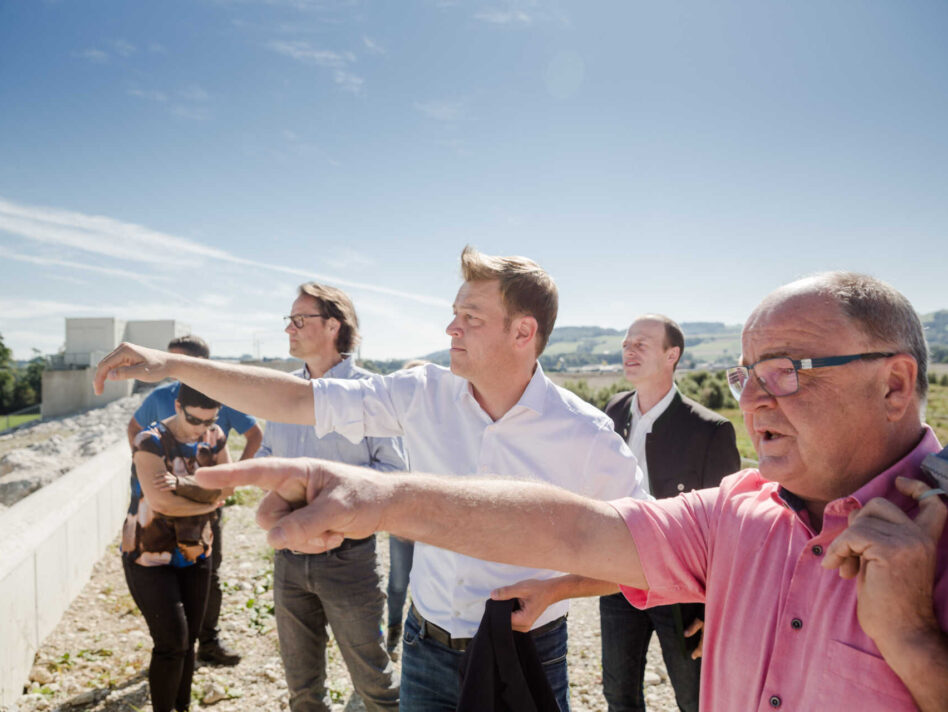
(312, 373), (406, 444)
(610, 491), (714, 609)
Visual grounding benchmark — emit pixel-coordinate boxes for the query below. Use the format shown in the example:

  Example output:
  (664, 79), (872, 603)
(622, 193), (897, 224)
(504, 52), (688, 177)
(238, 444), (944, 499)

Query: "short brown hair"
(298, 283), (361, 355)
(639, 314), (685, 370)
(812, 272), (928, 399)
(168, 335), (210, 359)
(460, 245), (558, 356)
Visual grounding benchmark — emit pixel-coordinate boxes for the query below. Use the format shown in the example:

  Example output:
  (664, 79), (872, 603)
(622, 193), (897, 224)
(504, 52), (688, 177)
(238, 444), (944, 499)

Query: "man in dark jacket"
(599, 315), (740, 712)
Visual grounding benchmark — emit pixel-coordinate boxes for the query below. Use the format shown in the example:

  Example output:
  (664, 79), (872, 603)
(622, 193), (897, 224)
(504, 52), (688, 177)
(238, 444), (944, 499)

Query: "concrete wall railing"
(0, 442), (130, 706)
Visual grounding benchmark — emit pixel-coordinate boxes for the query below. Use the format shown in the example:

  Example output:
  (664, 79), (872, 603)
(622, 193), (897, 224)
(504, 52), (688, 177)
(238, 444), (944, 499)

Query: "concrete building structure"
(42, 318), (188, 419)
(0, 443), (130, 706)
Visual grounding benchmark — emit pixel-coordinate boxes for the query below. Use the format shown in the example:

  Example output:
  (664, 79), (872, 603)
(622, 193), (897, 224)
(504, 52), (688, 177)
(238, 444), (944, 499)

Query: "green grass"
(926, 383), (948, 445)
(717, 408), (756, 462)
(0, 412), (40, 431)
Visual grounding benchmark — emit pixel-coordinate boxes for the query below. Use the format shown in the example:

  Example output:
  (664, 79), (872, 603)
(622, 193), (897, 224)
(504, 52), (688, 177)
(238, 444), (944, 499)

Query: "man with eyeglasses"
(95, 246), (646, 712)
(256, 283), (404, 712)
(180, 272), (947, 711)
(126, 334), (262, 667)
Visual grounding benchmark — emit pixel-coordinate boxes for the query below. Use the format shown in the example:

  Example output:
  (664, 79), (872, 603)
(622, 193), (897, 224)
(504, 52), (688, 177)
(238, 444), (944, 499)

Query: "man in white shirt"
(94, 246), (647, 712)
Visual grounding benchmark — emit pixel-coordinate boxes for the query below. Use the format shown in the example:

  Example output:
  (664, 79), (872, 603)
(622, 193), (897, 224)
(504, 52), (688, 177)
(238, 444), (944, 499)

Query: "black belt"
(288, 534), (374, 556)
(410, 603), (566, 652)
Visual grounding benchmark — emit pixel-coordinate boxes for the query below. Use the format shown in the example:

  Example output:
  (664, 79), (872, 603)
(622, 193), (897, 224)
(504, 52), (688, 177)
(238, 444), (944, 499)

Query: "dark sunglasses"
(181, 406), (218, 428)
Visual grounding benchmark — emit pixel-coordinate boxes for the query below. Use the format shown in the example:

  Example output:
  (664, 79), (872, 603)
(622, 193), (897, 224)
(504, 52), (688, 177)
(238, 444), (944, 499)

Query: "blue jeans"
(400, 609), (570, 711)
(274, 540), (398, 712)
(387, 536), (414, 629)
(599, 593), (700, 712)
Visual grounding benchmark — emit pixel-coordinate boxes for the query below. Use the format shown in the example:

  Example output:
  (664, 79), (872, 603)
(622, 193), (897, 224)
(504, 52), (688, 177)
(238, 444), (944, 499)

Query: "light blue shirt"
(256, 357), (407, 476)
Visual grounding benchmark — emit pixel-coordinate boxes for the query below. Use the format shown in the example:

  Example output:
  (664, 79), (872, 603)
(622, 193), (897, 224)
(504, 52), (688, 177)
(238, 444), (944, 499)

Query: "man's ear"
(512, 314), (539, 351)
(666, 346), (681, 368)
(174, 400), (182, 416)
(883, 353), (918, 422)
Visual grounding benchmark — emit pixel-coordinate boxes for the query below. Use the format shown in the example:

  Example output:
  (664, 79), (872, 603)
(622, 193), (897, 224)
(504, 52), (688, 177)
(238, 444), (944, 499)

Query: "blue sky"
(1, 0), (946, 361)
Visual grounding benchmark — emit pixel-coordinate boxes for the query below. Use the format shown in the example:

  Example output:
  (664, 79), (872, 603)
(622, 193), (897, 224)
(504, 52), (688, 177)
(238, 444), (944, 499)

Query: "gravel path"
(6, 490), (680, 712)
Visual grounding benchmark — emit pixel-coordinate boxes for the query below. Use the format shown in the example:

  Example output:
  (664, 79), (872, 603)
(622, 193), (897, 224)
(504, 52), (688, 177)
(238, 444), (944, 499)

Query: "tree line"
(561, 369), (738, 412)
(0, 333), (45, 414)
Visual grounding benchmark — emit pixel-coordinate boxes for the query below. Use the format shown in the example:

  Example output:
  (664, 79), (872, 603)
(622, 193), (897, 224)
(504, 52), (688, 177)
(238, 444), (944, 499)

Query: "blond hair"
(460, 245), (558, 356)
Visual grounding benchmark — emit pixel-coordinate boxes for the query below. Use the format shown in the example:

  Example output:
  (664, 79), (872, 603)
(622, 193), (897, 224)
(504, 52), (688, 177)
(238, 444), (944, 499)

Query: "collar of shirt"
(456, 361), (548, 419)
(629, 384), (677, 437)
(302, 356), (354, 382)
(775, 425), (941, 531)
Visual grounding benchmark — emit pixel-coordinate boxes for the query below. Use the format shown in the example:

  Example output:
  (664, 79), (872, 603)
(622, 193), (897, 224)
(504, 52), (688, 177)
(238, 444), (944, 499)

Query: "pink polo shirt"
(612, 426), (947, 712)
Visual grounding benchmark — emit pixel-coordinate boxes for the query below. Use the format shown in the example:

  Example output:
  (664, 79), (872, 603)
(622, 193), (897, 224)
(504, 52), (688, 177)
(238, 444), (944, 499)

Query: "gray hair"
(811, 272), (928, 400)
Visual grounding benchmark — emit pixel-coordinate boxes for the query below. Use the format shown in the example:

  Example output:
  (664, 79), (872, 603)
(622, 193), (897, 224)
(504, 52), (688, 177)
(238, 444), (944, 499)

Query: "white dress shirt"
(627, 384), (678, 495)
(311, 362), (647, 637)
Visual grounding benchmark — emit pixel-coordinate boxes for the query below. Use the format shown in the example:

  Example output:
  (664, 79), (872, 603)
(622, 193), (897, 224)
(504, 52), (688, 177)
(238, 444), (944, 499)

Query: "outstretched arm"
(94, 343), (314, 424)
(194, 457), (649, 589)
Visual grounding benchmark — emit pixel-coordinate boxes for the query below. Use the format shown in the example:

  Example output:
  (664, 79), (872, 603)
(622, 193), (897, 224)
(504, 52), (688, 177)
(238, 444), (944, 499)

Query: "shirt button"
(677, 483), (685, 491)
(812, 545), (823, 556)
(769, 695), (782, 707)
(791, 618), (803, 630)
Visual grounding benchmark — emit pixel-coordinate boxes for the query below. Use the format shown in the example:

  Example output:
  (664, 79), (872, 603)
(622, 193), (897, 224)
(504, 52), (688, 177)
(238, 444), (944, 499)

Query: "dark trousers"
(198, 511), (223, 647)
(124, 556), (211, 712)
(600, 593), (700, 712)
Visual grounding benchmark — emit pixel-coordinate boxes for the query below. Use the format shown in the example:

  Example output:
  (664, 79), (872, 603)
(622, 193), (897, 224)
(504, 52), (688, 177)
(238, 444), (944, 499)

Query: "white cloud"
(362, 35), (385, 55)
(0, 197), (233, 265)
(0, 246), (167, 282)
(333, 70), (364, 95)
(171, 105), (211, 121)
(179, 85), (210, 102)
(76, 48), (108, 63)
(474, 8), (532, 25)
(112, 39), (136, 57)
(269, 41), (350, 67)
(323, 248), (375, 271)
(0, 196), (450, 309)
(0, 298), (113, 319)
(128, 88), (168, 103)
(413, 99), (466, 121)
(268, 40), (365, 95)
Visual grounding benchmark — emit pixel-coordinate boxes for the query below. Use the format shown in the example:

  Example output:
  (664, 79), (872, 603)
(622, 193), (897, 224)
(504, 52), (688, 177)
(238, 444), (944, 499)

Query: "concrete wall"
(124, 320), (190, 351)
(64, 318), (125, 363)
(0, 443), (130, 706)
(41, 368), (133, 419)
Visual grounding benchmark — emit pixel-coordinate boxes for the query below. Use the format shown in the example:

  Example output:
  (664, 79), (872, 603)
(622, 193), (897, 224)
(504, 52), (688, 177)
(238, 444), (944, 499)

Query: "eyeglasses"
(283, 313), (329, 329)
(726, 352), (897, 400)
(181, 406), (218, 428)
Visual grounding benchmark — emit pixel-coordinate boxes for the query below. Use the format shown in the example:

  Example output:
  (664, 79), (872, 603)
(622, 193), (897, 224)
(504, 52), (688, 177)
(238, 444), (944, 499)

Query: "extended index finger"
(194, 457), (308, 491)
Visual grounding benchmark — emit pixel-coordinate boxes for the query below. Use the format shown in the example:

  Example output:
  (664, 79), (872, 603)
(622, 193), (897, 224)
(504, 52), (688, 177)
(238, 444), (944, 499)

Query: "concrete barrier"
(0, 442), (130, 706)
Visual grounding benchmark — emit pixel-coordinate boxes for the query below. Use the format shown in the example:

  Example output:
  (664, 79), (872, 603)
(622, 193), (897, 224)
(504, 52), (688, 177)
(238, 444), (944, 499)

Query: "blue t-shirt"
(133, 381), (256, 436)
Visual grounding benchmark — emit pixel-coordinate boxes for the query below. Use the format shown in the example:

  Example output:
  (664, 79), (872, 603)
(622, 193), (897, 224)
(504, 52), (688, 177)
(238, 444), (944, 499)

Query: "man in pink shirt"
(103, 272), (948, 710)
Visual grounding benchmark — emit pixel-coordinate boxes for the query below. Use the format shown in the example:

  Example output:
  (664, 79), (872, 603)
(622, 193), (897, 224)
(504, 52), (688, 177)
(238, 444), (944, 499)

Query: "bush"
(560, 369), (737, 412)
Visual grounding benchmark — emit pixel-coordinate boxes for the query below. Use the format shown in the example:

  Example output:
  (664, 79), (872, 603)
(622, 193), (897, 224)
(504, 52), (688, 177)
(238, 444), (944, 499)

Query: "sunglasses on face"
(181, 406), (218, 428)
